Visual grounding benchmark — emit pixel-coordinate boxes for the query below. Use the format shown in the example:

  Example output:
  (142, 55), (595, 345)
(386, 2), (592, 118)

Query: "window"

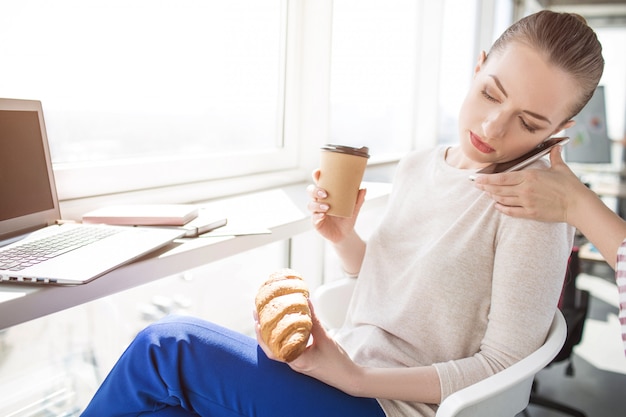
(1, 0), (519, 202)
(0, 0), (294, 199)
(330, 0), (419, 156)
(436, 0), (479, 145)
(437, 0), (513, 145)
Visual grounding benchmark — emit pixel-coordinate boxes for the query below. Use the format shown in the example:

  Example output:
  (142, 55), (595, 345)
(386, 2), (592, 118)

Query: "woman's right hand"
(306, 169), (367, 244)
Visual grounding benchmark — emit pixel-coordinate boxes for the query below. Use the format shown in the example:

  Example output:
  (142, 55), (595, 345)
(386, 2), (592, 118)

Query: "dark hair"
(488, 10), (604, 121)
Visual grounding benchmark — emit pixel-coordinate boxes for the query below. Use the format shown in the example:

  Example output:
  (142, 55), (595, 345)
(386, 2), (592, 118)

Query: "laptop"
(0, 98), (185, 285)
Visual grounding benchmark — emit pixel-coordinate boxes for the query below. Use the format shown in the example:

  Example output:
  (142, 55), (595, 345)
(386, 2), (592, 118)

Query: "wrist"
(566, 183), (600, 230)
(343, 364), (368, 397)
(332, 230), (365, 276)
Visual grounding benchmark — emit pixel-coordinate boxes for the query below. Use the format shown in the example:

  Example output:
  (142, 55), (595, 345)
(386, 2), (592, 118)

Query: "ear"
(554, 119), (575, 135)
(474, 51), (487, 75)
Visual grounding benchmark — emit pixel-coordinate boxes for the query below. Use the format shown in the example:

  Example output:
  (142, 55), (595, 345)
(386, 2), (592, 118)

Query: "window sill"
(59, 168), (311, 221)
(58, 155), (401, 221)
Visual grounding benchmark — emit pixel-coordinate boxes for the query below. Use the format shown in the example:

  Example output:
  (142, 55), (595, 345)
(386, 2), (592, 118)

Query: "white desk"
(0, 182), (391, 330)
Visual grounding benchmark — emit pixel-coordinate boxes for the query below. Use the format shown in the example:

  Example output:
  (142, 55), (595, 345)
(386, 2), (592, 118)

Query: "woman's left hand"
(254, 300), (362, 395)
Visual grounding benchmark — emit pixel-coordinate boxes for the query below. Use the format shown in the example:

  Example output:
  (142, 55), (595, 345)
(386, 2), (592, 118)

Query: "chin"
(458, 139), (484, 162)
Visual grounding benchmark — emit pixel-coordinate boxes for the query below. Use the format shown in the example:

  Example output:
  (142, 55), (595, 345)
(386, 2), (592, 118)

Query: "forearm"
(332, 229), (366, 276)
(569, 185), (626, 269)
(348, 365), (441, 404)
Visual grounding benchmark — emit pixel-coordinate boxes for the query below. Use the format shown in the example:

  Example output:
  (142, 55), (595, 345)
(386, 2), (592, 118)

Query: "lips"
(470, 132), (495, 154)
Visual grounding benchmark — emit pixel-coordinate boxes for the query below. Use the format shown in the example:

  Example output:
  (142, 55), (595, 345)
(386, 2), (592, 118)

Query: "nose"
(482, 110), (508, 140)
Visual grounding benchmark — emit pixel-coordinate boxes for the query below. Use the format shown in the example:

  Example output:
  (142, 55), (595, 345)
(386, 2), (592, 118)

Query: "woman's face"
(457, 41), (578, 169)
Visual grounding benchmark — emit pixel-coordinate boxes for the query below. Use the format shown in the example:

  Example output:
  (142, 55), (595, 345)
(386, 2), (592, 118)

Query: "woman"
(81, 11), (604, 417)
(474, 146), (626, 355)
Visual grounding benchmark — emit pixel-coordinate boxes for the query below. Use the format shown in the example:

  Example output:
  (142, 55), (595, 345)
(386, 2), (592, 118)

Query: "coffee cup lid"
(321, 144), (370, 158)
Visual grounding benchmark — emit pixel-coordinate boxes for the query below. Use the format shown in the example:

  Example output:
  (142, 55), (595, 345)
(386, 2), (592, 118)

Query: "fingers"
(487, 193), (523, 207)
(355, 188), (367, 207)
(492, 202), (535, 220)
(287, 301), (330, 370)
(473, 171), (524, 187)
(306, 183), (326, 200)
(306, 185), (330, 226)
(253, 308), (279, 361)
(473, 170), (531, 202)
(306, 184), (329, 205)
(307, 300), (327, 340)
(311, 168), (321, 183)
(549, 145), (566, 167)
(474, 181), (518, 198)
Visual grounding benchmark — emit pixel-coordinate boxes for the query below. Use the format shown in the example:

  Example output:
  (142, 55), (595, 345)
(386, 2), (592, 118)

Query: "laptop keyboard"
(0, 226), (121, 271)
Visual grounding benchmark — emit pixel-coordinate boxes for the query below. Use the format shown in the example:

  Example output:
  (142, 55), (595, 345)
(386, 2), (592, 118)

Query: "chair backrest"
(436, 310), (566, 416)
(313, 277), (358, 330)
(312, 278), (568, 417)
(553, 247), (589, 365)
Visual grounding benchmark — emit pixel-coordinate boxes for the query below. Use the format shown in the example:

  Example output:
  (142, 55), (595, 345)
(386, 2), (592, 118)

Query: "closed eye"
(481, 89), (499, 103)
(519, 117), (538, 133)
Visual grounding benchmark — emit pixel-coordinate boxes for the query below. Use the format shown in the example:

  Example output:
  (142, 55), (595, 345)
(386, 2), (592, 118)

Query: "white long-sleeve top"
(335, 146), (574, 417)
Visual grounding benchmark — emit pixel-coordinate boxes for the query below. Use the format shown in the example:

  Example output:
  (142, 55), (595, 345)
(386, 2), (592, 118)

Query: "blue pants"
(81, 315), (386, 417)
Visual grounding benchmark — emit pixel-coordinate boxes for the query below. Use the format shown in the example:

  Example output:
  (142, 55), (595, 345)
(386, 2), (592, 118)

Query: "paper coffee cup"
(318, 144), (370, 217)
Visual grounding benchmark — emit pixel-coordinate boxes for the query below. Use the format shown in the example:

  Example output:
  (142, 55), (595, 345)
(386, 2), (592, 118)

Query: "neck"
(445, 146), (488, 170)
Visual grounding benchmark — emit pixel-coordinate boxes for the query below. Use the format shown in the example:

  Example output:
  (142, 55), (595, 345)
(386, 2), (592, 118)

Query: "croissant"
(255, 268), (312, 362)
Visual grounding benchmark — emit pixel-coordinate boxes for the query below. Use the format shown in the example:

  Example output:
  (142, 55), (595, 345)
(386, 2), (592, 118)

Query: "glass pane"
(0, 0), (285, 163)
(330, 0), (418, 155)
(437, 0), (478, 145)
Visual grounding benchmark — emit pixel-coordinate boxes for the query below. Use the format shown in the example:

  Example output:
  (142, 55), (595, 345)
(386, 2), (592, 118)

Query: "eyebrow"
(488, 74), (552, 125)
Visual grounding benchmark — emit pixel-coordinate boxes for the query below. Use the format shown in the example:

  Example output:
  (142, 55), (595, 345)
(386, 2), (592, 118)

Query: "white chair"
(312, 278), (567, 417)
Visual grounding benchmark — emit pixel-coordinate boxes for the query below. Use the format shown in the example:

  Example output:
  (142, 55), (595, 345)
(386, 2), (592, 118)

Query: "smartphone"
(470, 136), (569, 178)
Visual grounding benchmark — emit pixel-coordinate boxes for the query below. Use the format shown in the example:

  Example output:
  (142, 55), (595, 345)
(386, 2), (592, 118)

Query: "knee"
(131, 315), (192, 353)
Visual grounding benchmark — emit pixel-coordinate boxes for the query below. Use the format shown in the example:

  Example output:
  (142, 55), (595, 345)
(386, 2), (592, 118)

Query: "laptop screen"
(0, 99), (60, 241)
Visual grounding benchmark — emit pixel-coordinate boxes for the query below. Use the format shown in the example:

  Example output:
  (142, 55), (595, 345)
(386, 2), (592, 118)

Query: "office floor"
(521, 262), (626, 417)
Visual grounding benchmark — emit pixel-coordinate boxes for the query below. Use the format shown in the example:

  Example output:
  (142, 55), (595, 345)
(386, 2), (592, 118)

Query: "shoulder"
(495, 212), (575, 260)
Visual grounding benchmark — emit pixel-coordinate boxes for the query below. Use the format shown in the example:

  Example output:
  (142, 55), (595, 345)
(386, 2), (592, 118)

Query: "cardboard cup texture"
(318, 145), (370, 217)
